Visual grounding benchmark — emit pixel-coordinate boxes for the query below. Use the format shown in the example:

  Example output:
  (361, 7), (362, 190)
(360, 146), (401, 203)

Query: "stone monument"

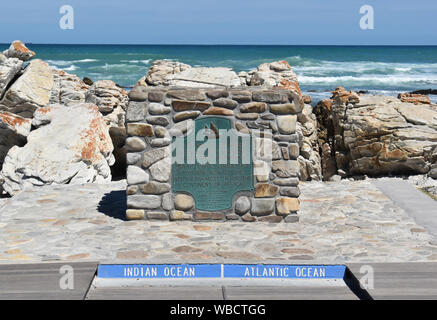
(125, 86), (302, 222)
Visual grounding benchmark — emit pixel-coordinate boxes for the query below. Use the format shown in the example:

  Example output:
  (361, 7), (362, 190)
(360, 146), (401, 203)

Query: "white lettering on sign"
(163, 266), (196, 277)
(243, 266), (289, 277)
(123, 266), (158, 277)
(295, 267), (326, 278)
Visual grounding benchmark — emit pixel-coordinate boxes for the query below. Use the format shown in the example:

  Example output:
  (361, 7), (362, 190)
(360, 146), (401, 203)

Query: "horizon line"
(1, 43), (437, 47)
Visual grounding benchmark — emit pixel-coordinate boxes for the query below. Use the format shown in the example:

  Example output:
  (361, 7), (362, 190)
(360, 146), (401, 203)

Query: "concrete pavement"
(373, 180), (437, 238)
(1, 262), (436, 300)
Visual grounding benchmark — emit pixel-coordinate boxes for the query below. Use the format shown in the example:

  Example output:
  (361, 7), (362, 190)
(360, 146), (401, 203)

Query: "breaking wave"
(31, 45), (437, 90)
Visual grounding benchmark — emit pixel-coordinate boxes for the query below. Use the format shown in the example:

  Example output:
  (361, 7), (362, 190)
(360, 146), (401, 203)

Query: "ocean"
(2, 44), (437, 103)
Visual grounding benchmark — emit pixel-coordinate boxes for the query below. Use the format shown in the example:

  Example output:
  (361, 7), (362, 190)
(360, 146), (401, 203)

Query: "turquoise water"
(2, 44), (437, 101)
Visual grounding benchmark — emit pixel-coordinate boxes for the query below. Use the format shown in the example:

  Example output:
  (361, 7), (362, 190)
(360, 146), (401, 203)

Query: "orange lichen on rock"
(303, 95), (312, 104)
(36, 106), (52, 114)
(78, 105), (113, 163)
(332, 86), (360, 104)
(13, 41), (35, 55)
(317, 99), (333, 111)
(0, 111), (30, 128)
(398, 93), (431, 105)
(279, 79), (302, 95)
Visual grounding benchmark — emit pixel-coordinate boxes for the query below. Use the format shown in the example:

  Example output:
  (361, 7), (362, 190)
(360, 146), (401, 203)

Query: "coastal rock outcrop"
(165, 67), (241, 87)
(138, 60), (191, 86)
(0, 53), (23, 97)
(2, 41), (35, 62)
(133, 59), (319, 180)
(85, 80), (128, 178)
(0, 59), (54, 118)
(85, 80), (128, 127)
(398, 93), (431, 105)
(247, 61), (299, 86)
(50, 75), (128, 177)
(246, 60), (304, 106)
(315, 87), (437, 179)
(49, 69), (90, 106)
(296, 104), (322, 181)
(140, 60), (241, 88)
(245, 61), (318, 180)
(0, 111), (30, 171)
(0, 103), (114, 195)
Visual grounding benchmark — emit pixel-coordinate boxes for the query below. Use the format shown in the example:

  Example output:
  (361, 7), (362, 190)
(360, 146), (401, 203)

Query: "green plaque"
(172, 117), (253, 211)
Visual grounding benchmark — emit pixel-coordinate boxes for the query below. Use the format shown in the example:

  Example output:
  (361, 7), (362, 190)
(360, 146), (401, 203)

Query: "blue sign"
(98, 264), (222, 279)
(224, 264), (346, 279)
(98, 264), (346, 280)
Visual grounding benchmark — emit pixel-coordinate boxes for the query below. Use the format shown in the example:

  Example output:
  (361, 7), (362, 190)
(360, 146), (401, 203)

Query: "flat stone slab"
(87, 286), (224, 300)
(372, 179), (437, 237)
(0, 180), (436, 264)
(87, 285), (358, 300)
(347, 262), (437, 300)
(0, 261), (98, 300)
(223, 286), (358, 300)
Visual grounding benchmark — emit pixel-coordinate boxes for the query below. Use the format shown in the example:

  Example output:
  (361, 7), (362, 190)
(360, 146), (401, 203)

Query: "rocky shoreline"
(0, 41), (436, 200)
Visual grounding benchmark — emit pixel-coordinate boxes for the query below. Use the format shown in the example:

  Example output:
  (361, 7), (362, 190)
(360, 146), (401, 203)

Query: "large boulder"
(245, 61), (305, 121)
(2, 41), (35, 62)
(0, 53), (23, 97)
(85, 80), (128, 178)
(0, 111), (31, 170)
(0, 103), (115, 195)
(49, 69), (90, 106)
(313, 87), (360, 180)
(138, 60), (241, 88)
(139, 60), (191, 86)
(315, 87), (437, 178)
(296, 104), (322, 181)
(247, 61), (299, 86)
(246, 60), (317, 180)
(398, 93), (431, 105)
(85, 80), (128, 126)
(0, 59), (54, 118)
(165, 67), (241, 87)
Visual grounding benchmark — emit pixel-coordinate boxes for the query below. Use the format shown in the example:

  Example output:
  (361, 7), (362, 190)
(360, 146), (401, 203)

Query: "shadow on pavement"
(97, 190), (127, 221)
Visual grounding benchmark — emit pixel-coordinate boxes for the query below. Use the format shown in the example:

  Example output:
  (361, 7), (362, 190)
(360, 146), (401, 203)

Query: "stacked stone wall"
(125, 86), (305, 222)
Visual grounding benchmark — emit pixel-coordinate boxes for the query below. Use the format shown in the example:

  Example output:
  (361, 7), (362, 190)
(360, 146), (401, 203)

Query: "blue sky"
(0, 0), (436, 44)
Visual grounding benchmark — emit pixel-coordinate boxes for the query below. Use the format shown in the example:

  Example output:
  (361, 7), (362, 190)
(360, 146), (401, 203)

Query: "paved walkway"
(0, 179), (436, 264)
(373, 179), (437, 237)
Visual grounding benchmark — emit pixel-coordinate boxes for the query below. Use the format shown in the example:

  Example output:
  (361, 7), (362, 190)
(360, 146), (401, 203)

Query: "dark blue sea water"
(2, 44), (437, 102)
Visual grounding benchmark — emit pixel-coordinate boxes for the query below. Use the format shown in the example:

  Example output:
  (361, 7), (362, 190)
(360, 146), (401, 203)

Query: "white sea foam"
(50, 64), (77, 72)
(120, 59), (151, 64)
(298, 74), (437, 86)
(47, 59), (98, 66)
(75, 59), (98, 63)
(62, 65), (77, 71)
(46, 60), (71, 66)
(293, 61), (437, 75)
